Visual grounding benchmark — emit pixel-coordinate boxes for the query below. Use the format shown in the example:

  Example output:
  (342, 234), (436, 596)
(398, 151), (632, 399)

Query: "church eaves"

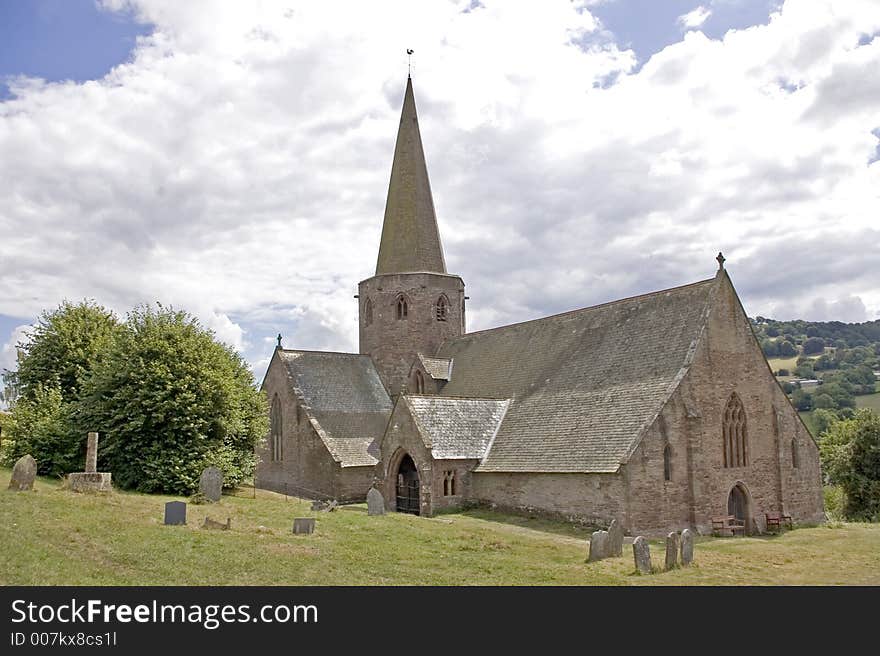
(375, 77), (447, 275)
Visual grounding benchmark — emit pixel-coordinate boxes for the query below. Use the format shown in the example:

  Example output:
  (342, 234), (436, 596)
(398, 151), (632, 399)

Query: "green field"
(2, 470), (879, 585)
(855, 392), (880, 412)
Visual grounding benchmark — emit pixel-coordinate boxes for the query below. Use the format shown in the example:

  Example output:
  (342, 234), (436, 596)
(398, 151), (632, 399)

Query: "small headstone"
(665, 532), (679, 570)
(633, 536), (652, 574)
(164, 501), (187, 525)
(680, 528), (694, 566)
(202, 516), (231, 530)
(588, 530), (608, 562)
(199, 467), (223, 503)
(293, 518), (316, 535)
(607, 519), (624, 557)
(367, 488), (385, 516)
(85, 432), (98, 473)
(8, 454), (37, 491)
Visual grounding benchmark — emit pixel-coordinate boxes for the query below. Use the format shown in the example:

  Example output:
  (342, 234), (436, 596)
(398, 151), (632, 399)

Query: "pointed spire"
(375, 77), (447, 275)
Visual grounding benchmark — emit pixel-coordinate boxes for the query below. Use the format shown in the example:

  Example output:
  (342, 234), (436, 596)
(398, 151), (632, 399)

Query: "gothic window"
(435, 295), (449, 322)
(364, 298), (373, 327)
(414, 369), (425, 394)
(396, 294), (408, 320)
(270, 394), (283, 462)
(791, 439), (799, 469)
(722, 393), (748, 468)
(443, 470), (456, 496)
(663, 444), (672, 481)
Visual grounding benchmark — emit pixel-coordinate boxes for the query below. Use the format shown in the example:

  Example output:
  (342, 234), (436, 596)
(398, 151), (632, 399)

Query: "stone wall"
(359, 272), (465, 397)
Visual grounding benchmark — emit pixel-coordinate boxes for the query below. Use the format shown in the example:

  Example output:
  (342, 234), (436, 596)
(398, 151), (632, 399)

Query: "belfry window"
(722, 393), (748, 468)
(443, 470), (456, 496)
(791, 439), (799, 469)
(270, 394), (283, 462)
(364, 298), (373, 327)
(435, 295), (449, 322)
(396, 295), (408, 320)
(663, 444), (672, 481)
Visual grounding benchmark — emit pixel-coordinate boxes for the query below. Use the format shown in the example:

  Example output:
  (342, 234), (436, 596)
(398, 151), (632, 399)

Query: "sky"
(1, 0), (879, 397)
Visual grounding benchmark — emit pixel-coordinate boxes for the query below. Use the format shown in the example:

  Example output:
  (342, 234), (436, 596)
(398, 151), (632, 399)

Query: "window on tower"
(396, 294), (408, 320)
(435, 295), (449, 321)
(364, 298), (373, 326)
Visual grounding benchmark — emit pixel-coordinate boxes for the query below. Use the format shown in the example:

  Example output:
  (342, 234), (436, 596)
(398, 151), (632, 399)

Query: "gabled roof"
(375, 77), (447, 275)
(278, 350), (392, 467)
(435, 279), (718, 473)
(404, 395), (510, 460)
(417, 354), (453, 381)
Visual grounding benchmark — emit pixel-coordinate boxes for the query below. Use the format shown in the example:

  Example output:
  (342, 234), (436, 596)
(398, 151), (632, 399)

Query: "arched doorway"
(727, 483), (751, 532)
(395, 454), (420, 515)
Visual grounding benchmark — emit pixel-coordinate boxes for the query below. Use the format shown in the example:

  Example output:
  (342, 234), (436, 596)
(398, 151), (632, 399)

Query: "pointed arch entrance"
(395, 453), (420, 515)
(727, 482), (752, 533)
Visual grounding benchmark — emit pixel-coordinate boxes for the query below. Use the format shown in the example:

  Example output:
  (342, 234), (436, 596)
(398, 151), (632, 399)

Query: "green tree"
(76, 304), (268, 494)
(812, 408), (838, 436)
(792, 389), (813, 411)
(802, 337), (825, 355)
(779, 340), (798, 357)
(794, 362), (815, 379)
(820, 410), (880, 520)
(813, 393), (836, 410)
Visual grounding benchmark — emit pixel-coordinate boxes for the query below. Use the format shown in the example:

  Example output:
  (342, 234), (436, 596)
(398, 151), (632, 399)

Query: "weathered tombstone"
(202, 516), (231, 530)
(199, 467), (223, 503)
(311, 499), (338, 512)
(293, 518), (316, 535)
(665, 532), (679, 570)
(607, 519), (624, 557)
(68, 432), (112, 492)
(680, 528), (694, 566)
(164, 501), (187, 525)
(588, 530), (608, 562)
(367, 488), (385, 516)
(633, 536), (652, 574)
(8, 454), (37, 491)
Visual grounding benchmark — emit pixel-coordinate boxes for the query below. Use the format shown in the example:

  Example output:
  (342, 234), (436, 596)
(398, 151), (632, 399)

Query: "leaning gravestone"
(607, 519), (624, 557)
(367, 488), (385, 516)
(293, 518), (316, 535)
(588, 530), (608, 562)
(633, 536), (652, 574)
(68, 432), (112, 492)
(164, 501), (187, 525)
(199, 467), (223, 503)
(680, 529), (694, 566)
(202, 516), (231, 530)
(8, 454), (37, 491)
(665, 532), (679, 570)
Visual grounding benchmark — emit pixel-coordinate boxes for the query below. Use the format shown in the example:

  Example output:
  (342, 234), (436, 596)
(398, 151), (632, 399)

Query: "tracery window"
(722, 393), (748, 468)
(435, 295), (449, 322)
(396, 294), (408, 320)
(270, 393), (283, 462)
(443, 470), (456, 496)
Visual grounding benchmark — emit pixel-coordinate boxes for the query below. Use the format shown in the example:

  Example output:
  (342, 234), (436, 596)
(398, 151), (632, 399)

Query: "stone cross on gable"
(716, 252), (726, 270)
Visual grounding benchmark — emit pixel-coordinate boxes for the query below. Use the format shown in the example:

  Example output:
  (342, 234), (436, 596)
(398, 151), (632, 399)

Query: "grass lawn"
(767, 356), (800, 373)
(855, 392), (880, 412)
(2, 469), (879, 586)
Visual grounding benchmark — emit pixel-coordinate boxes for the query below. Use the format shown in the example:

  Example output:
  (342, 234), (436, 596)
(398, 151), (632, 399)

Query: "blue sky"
(1, 0), (878, 399)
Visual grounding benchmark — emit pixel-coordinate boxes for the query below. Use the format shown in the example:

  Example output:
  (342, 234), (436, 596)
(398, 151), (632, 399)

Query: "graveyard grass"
(2, 469), (879, 585)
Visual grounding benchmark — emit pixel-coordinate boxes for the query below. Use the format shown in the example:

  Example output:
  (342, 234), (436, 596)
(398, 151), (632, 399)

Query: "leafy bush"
(819, 409), (880, 520)
(823, 485), (846, 521)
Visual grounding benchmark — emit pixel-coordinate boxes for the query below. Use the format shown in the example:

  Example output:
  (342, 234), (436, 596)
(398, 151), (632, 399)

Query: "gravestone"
(633, 536), (652, 574)
(8, 454), (37, 491)
(199, 467), (223, 503)
(311, 499), (338, 512)
(367, 488), (385, 516)
(588, 530), (608, 562)
(607, 519), (624, 557)
(665, 532), (679, 570)
(202, 516), (231, 530)
(680, 529), (694, 566)
(68, 432), (112, 492)
(293, 518), (316, 535)
(164, 501), (187, 525)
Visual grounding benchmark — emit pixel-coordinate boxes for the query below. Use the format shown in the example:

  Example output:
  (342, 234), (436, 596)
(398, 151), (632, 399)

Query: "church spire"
(375, 77), (447, 275)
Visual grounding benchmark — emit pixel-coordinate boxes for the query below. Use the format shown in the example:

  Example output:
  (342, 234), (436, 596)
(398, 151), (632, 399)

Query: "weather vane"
(407, 48), (414, 77)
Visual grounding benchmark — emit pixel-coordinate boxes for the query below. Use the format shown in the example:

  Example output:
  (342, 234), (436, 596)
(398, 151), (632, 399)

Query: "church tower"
(358, 77), (465, 397)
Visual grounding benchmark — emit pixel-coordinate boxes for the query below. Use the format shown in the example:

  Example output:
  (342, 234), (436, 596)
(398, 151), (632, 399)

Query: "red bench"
(765, 511), (793, 532)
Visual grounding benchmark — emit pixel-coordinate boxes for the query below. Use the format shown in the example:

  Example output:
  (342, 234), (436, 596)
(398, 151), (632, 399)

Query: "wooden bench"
(711, 515), (746, 537)
(765, 511), (793, 532)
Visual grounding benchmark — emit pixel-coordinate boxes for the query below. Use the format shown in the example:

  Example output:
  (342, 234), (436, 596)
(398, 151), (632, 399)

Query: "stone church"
(256, 77), (824, 535)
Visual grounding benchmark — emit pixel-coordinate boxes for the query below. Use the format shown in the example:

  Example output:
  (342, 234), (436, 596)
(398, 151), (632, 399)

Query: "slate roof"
(435, 279), (718, 473)
(278, 350), (392, 467)
(417, 354), (453, 380)
(404, 395), (510, 460)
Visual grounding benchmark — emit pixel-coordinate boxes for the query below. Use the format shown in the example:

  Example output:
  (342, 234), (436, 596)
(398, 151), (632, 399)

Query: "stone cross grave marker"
(633, 536), (652, 574)
(665, 532), (679, 570)
(68, 432), (112, 492)
(293, 518), (316, 535)
(607, 519), (623, 557)
(85, 431), (98, 473)
(367, 488), (385, 516)
(199, 467), (223, 503)
(680, 528), (694, 566)
(8, 454), (37, 491)
(588, 530), (608, 562)
(164, 501), (187, 525)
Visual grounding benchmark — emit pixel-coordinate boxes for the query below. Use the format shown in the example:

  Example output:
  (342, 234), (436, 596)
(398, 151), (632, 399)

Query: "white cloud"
(1, 0), (879, 379)
(678, 5), (713, 30)
(0, 325), (31, 373)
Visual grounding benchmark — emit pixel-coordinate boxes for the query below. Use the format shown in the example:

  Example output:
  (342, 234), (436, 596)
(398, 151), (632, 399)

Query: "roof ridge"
(406, 394), (510, 402)
(280, 348), (367, 358)
(450, 277), (716, 341)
